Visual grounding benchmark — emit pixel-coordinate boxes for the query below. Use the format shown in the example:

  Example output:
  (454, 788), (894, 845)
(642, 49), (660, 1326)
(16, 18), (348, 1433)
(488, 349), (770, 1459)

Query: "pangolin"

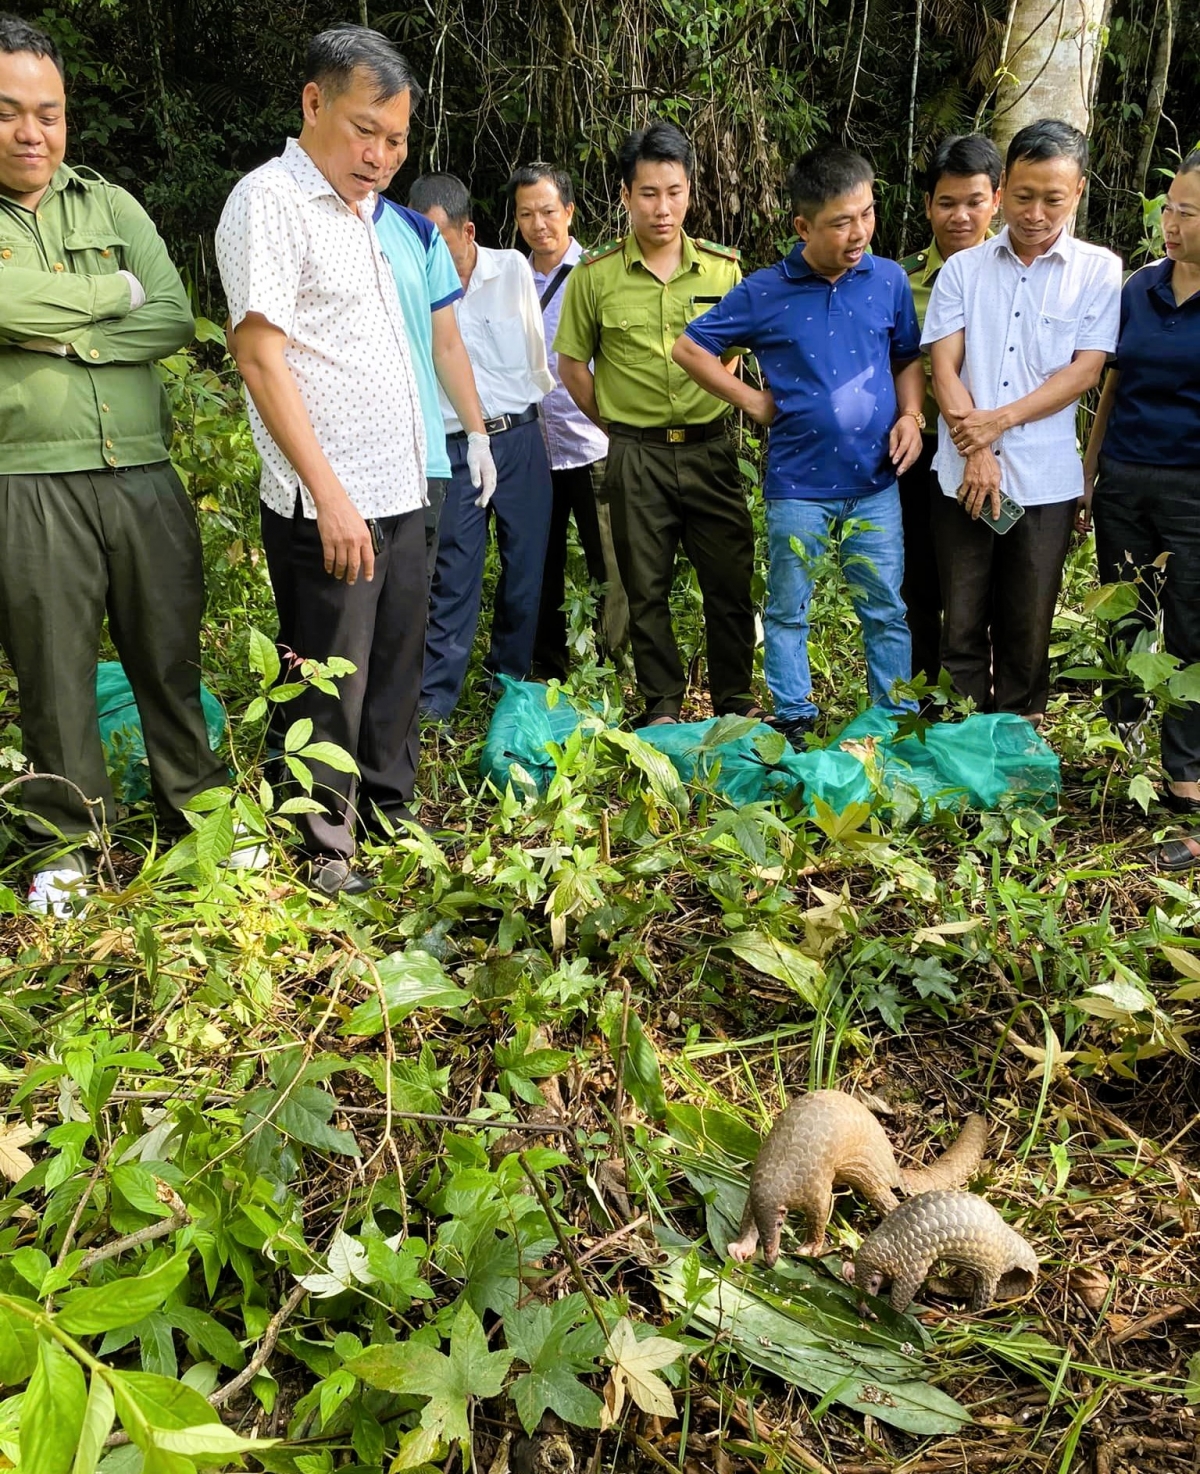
(845, 1189), (1039, 1312)
(726, 1091), (988, 1268)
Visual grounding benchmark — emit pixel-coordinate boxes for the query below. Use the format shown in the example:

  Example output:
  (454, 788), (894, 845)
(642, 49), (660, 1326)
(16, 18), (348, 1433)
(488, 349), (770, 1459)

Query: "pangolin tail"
(897, 1113), (988, 1194)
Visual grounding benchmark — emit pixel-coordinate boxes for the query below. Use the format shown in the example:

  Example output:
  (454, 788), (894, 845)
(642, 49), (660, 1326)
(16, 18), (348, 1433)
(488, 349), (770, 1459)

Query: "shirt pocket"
(600, 309), (648, 366)
(0, 233), (38, 269)
(1033, 312), (1079, 379)
(62, 228), (128, 275)
(469, 313), (528, 377)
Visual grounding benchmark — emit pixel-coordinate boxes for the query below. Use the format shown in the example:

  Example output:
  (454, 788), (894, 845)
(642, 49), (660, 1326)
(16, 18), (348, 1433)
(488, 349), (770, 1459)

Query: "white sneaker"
(27, 868), (91, 917)
(224, 823), (271, 871)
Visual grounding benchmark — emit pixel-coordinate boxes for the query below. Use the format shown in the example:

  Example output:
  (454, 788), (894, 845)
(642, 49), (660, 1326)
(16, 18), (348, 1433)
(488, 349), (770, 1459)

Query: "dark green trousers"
(0, 463), (226, 846)
(602, 430), (756, 718)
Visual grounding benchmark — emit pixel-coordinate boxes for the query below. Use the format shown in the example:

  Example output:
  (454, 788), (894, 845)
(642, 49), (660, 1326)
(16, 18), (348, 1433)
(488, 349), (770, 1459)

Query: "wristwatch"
(901, 410), (927, 430)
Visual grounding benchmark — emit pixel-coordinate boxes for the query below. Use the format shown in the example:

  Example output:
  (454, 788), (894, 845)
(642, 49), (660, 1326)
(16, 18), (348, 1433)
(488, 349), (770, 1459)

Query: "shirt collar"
(1145, 257), (1188, 307)
(280, 137), (360, 206)
(917, 238), (946, 285)
(994, 222), (1074, 263)
(623, 230), (700, 275)
(781, 242), (875, 281)
(531, 236), (583, 281)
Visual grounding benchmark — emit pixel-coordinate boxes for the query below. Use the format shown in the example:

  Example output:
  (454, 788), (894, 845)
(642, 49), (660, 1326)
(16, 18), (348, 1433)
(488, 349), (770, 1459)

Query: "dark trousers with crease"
(1093, 454), (1200, 782)
(898, 432), (942, 683)
(932, 489), (1075, 717)
(603, 429), (755, 718)
(0, 463), (226, 849)
(261, 499), (426, 860)
(422, 417), (553, 719)
(532, 460), (620, 681)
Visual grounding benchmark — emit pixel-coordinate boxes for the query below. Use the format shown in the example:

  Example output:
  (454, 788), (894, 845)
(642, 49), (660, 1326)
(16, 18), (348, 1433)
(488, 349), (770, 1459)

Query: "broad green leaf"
(1127, 650), (1179, 692)
(284, 718), (314, 753)
(248, 627), (281, 687)
(604, 1006), (666, 1122)
(347, 1303), (512, 1445)
(193, 805), (234, 870)
(0, 1298), (40, 1385)
(152, 1422), (279, 1455)
(56, 1252), (191, 1336)
(341, 951), (470, 1037)
(1168, 663), (1200, 703)
(725, 930), (824, 1008)
(136, 1311), (177, 1378)
(1082, 581), (1139, 621)
(274, 1087), (360, 1157)
(298, 741), (360, 775)
(20, 1338), (86, 1474)
(110, 1369), (219, 1434)
(72, 1372), (115, 1474)
(162, 1305), (245, 1370)
(600, 729), (688, 813)
(506, 1296), (604, 1433)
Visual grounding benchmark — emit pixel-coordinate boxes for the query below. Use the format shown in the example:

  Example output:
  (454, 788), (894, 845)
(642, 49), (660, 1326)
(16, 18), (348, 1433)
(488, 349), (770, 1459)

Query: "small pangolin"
(845, 1189), (1039, 1312)
(727, 1091), (988, 1268)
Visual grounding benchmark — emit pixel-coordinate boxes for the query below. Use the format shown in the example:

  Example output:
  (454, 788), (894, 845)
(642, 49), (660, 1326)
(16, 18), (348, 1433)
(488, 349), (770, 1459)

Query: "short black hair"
(506, 162), (575, 208)
(305, 24), (422, 107)
(924, 134), (1003, 196)
(617, 122), (694, 190)
(408, 172), (471, 227)
(1179, 147), (1200, 177)
(788, 146), (875, 218)
(0, 12), (62, 75)
(1005, 118), (1088, 177)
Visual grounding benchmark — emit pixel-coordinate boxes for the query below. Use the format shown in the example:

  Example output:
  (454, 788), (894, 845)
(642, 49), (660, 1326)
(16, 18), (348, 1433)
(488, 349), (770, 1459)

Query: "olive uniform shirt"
(0, 163), (195, 474)
(900, 238), (946, 430)
(553, 231), (741, 427)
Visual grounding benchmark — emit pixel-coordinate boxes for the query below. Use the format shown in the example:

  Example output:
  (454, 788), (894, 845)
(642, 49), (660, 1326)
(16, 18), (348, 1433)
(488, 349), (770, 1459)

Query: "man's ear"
(463, 220), (476, 246)
(793, 212), (810, 242)
(301, 81), (322, 128)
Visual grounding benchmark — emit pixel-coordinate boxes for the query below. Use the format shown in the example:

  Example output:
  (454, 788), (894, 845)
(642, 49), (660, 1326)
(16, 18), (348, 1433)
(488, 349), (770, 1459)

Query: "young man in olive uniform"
(897, 134), (1001, 684)
(554, 122), (756, 724)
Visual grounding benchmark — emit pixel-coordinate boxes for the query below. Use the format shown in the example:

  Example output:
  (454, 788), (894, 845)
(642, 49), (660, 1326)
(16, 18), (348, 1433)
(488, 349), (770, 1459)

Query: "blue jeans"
(764, 486), (914, 721)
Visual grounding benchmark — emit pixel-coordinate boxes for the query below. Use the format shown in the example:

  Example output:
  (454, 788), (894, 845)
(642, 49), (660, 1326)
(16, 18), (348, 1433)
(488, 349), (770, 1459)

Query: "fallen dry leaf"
(601, 1316), (682, 1427)
(0, 1119), (41, 1183)
(1068, 1265), (1111, 1312)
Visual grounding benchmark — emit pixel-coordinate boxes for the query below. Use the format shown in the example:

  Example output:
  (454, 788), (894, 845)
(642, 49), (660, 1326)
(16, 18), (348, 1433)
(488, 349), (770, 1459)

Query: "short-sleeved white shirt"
(921, 225), (1121, 506)
(215, 138), (426, 519)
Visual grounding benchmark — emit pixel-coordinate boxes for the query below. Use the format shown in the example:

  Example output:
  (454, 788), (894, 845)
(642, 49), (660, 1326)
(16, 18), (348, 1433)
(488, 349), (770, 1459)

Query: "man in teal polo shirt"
(0, 14), (228, 913)
(373, 194), (494, 579)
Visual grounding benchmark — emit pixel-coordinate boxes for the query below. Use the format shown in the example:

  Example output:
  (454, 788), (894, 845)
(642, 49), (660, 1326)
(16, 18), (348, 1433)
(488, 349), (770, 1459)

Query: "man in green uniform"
(554, 121), (756, 724)
(897, 133), (1002, 684)
(0, 14), (228, 913)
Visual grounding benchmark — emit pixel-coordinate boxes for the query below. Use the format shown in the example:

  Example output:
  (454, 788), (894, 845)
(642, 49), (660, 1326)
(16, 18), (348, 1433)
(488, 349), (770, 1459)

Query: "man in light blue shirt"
(373, 194), (493, 577)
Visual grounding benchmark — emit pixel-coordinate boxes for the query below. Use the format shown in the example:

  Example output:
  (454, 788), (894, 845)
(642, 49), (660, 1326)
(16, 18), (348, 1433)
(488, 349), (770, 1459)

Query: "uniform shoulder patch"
(579, 239), (624, 266)
(899, 251), (928, 274)
(696, 238), (741, 262)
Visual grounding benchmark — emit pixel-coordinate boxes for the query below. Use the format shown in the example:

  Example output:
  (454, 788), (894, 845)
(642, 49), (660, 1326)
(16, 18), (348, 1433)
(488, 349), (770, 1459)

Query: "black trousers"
(898, 433), (942, 683)
(0, 463), (225, 846)
(1093, 454), (1200, 782)
(603, 428), (755, 718)
(261, 500), (426, 859)
(932, 491), (1075, 717)
(532, 461), (613, 680)
(423, 477), (449, 587)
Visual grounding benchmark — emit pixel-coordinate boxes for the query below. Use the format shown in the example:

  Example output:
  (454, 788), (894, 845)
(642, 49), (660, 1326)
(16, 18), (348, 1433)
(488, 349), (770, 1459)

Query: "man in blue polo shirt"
(373, 194), (495, 578)
(673, 145), (926, 743)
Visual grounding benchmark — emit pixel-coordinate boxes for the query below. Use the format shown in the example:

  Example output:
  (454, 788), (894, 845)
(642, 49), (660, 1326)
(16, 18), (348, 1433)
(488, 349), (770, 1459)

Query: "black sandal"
(1156, 834), (1200, 872)
(1161, 788), (1200, 816)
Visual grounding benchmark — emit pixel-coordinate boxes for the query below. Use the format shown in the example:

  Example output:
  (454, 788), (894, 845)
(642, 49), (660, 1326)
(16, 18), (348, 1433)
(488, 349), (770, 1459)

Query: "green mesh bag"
(481, 680), (1060, 816)
(96, 660), (227, 803)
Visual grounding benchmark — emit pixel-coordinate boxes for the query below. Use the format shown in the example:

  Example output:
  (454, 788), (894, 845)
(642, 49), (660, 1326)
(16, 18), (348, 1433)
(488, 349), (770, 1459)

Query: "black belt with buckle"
(448, 405), (539, 441)
(607, 420), (728, 445)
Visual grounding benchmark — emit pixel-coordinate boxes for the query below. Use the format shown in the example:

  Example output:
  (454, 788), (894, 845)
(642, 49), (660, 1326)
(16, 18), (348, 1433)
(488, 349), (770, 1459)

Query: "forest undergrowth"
(0, 341), (1197, 1474)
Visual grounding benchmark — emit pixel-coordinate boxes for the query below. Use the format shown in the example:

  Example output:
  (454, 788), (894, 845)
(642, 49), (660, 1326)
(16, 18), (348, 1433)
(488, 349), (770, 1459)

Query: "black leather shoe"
(767, 714), (817, 749)
(306, 857), (376, 897)
(1161, 788), (1200, 816)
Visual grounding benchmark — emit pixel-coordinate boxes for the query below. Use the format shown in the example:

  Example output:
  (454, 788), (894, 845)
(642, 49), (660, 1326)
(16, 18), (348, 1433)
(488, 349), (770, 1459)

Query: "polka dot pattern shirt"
(216, 138), (426, 519)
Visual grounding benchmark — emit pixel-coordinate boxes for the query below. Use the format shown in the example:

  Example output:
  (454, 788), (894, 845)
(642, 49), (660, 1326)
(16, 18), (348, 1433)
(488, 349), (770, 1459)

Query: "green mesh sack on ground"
(481, 680), (1060, 816)
(97, 660), (226, 803)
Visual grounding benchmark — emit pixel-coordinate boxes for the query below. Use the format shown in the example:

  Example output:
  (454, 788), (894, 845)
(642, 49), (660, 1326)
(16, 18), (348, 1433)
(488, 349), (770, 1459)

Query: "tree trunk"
(1134, 0), (1174, 197)
(990, 0), (1109, 156)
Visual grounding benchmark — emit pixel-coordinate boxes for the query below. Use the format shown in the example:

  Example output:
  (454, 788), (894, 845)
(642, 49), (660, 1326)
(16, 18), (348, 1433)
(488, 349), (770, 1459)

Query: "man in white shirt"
(508, 162), (628, 681)
(922, 118), (1121, 723)
(216, 25), (456, 895)
(410, 173), (556, 722)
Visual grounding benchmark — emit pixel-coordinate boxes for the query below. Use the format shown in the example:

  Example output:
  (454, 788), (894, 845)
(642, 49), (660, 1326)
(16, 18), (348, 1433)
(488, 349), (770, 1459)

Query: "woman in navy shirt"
(1083, 149), (1200, 868)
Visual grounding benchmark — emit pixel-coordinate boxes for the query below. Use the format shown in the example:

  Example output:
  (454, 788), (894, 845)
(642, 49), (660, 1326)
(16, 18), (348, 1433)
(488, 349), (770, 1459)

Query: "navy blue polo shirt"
(684, 244), (922, 499)
(1104, 259), (1200, 468)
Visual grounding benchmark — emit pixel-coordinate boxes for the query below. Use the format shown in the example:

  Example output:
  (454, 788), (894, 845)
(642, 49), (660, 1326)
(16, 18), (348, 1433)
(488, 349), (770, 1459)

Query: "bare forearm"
(557, 356), (605, 430)
(236, 350), (342, 507)
(674, 337), (760, 415)
(987, 354), (1107, 436)
(432, 333), (486, 436)
(892, 358), (925, 417)
(930, 346), (975, 423)
(1083, 368), (1120, 476)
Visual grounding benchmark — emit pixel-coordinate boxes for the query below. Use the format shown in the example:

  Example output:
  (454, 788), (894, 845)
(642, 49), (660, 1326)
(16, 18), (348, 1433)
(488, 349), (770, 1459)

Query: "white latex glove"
(467, 431), (498, 509)
(118, 269), (146, 310)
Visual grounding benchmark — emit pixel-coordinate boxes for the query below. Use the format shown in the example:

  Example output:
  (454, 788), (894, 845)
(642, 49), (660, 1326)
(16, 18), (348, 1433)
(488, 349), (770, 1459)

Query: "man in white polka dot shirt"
(216, 25), (458, 895)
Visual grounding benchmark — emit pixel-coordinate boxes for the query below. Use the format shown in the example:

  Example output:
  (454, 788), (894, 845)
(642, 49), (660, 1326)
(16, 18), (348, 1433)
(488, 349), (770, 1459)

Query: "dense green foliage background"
(15, 0), (1199, 309)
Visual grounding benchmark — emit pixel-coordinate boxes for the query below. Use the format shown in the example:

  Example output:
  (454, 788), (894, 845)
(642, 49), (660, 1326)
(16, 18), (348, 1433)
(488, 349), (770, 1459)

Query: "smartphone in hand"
(976, 492), (1025, 536)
